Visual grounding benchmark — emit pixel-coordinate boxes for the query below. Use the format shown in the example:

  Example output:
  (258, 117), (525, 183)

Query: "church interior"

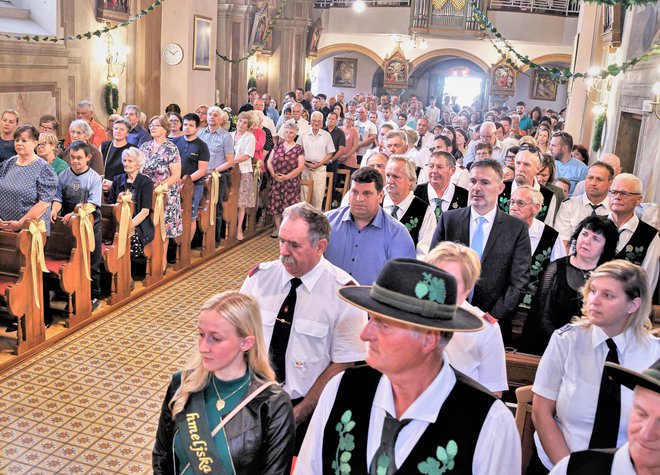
(0, 0), (658, 473)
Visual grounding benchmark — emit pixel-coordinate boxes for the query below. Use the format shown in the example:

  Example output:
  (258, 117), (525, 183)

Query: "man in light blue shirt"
(551, 130), (587, 196)
(325, 167), (416, 284)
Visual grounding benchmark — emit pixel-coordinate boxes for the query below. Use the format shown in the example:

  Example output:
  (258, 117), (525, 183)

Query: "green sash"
(176, 390), (230, 475)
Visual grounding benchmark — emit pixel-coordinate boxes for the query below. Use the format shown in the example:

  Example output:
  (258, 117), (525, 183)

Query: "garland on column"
(216, 0), (289, 64)
(103, 82), (120, 116)
(470, 0), (660, 83)
(0, 0), (165, 43)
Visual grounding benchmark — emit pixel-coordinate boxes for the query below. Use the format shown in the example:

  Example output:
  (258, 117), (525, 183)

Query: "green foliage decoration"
(591, 111), (607, 152)
(103, 82), (119, 116)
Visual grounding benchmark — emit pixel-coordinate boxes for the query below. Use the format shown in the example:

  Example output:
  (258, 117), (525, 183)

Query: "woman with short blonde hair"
(232, 112), (256, 241)
(37, 132), (69, 175)
(153, 292), (295, 474)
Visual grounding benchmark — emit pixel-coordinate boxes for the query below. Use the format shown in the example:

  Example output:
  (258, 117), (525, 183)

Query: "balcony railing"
(410, 0), (485, 33)
(314, 0), (410, 7)
(488, 0), (579, 15)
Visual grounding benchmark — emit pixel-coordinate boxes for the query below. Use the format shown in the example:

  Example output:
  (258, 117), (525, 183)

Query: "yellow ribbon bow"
(76, 203), (96, 281)
(117, 192), (134, 259)
(209, 171), (220, 226)
(28, 220), (48, 309)
(153, 183), (169, 242)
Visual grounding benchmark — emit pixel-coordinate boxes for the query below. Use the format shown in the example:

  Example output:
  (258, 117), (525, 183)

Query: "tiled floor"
(0, 235), (279, 474)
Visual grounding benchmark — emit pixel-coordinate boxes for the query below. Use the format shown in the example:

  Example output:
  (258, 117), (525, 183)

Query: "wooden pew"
(174, 175), (193, 270)
(144, 186), (167, 286)
(197, 175), (217, 258)
(323, 171), (334, 211)
(223, 167), (241, 243)
(0, 220), (46, 355)
(101, 197), (134, 305)
(506, 351), (540, 393)
(43, 215), (92, 328)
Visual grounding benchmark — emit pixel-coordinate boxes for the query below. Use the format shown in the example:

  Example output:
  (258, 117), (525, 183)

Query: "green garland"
(582, 0), (654, 6)
(470, 0), (660, 83)
(0, 0), (165, 43)
(217, 0), (288, 64)
(103, 82), (119, 116)
(591, 112), (607, 152)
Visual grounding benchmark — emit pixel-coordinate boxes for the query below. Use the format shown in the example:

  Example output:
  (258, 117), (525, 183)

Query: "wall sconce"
(105, 34), (129, 84)
(585, 67), (612, 107)
(651, 81), (660, 120)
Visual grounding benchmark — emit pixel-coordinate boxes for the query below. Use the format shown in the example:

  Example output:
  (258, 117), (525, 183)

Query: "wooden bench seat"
(144, 187), (166, 286)
(197, 174), (218, 257)
(101, 197), (134, 305)
(174, 175), (193, 270)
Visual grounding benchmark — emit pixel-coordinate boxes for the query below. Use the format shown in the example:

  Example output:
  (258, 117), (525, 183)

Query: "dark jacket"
(152, 373), (295, 475)
(107, 173), (155, 245)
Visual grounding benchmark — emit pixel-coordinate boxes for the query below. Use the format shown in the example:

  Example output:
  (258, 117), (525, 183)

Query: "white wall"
(312, 51), (379, 97)
(506, 64), (569, 112)
(20, 0), (57, 35)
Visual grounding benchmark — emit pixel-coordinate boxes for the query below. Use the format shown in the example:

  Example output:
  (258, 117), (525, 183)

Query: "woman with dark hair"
(454, 127), (469, 161)
(572, 144), (589, 165)
(168, 112), (184, 139)
(520, 216), (619, 355)
(441, 124), (463, 161)
(537, 152), (565, 216)
(530, 106), (543, 126)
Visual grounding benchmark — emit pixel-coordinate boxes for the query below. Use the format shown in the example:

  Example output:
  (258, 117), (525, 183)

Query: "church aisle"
(0, 234), (279, 474)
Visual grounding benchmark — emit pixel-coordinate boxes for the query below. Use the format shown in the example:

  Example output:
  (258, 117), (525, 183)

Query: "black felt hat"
(338, 258), (484, 332)
(606, 357), (660, 394)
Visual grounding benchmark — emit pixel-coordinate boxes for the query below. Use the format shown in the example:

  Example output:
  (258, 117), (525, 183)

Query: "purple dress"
(140, 140), (182, 238)
(267, 143), (303, 215)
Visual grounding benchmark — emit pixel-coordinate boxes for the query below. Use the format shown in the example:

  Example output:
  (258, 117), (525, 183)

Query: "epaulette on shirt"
(248, 263), (260, 277)
(557, 323), (573, 335)
(483, 312), (497, 325)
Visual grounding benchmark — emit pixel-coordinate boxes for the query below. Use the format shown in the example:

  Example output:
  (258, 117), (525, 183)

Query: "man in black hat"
(550, 358), (660, 474)
(294, 258), (521, 474)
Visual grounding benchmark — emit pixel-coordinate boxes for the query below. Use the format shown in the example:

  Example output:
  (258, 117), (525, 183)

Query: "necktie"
(369, 413), (411, 475)
(434, 198), (443, 219)
(268, 277), (303, 383)
(416, 137), (423, 150)
(390, 205), (399, 219)
(468, 216), (486, 303)
(589, 203), (602, 216)
(589, 338), (621, 449)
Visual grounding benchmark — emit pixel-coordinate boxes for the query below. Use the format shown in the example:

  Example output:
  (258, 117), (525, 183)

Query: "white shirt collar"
(470, 206), (498, 224)
(384, 191), (415, 211)
(528, 218), (544, 239)
(280, 257), (327, 293)
(581, 193), (609, 208)
(608, 213), (638, 233)
(591, 325), (633, 354)
(511, 178), (541, 193)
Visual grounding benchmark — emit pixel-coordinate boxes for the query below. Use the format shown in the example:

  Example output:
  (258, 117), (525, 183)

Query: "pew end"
(101, 198), (133, 305)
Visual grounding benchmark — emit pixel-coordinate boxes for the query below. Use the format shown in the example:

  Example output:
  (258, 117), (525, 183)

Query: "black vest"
(498, 181), (554, 222)
(414, 184), (468, 211)
(615, 218), (657, 266)
(566, 448), (616, 474)
(399, 196), (430, 246)
(321, 365), (495, 474)
(523, 224), (560, 306)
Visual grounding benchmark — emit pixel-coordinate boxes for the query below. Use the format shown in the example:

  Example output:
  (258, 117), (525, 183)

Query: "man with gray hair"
(240, 202), (367, 451)
(65, 100), (108, 148)
(123, 104), (151, 147)
(464, 121), (503, 167)
(297, 110), (335, 209)
(199, 106), (235, 246)
(279, 102), (309, 138)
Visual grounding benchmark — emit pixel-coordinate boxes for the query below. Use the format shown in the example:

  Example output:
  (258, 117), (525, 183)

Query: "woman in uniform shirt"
(529, 260), (660, 473)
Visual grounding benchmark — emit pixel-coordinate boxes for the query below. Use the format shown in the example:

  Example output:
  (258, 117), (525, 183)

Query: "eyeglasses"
(40, 126), (55, 132)
(609, 190), (641, 198)
(36, 142), (48, 147)
(519, 144), (540, 153)
(509, 199), (532, 207)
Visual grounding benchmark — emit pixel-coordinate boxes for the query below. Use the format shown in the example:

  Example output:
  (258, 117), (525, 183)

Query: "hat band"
(370, 283), (456, 320)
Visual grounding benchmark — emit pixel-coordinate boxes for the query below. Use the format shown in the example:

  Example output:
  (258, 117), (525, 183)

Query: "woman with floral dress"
(140, 115), (181, 270)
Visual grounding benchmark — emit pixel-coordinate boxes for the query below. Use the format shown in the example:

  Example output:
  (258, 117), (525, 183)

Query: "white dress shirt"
(426, 183), (462, 214)
(554, 194), (610, 243)
(406, 146), (431, 169)
(445, 301), (508, 393)
(451, 166), (470, 189)
(510, 178), (558, 226)
(253, 110), (277, 139)
(295, 357), (521, 475)
(240, 258), (367, 399)
(469, 206), (498, 252)
(383, 191), (436, 258)
(278, 117), (309, 138)
(532, 324), (660, 470)
(550, 442), (636, 475)
(528, 218), (566, 262)
(610, 213), (660, 292)
(231, 131), (255, 174)
(297, 127), (335, 163)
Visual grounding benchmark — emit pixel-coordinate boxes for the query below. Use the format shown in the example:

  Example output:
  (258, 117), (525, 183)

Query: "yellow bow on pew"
(117, 192), (134, 259)
(209, 171), (220, 226)
(153, 183), (169, 242)
(76, 203), (96, 281)
(28, 220), (48, 309)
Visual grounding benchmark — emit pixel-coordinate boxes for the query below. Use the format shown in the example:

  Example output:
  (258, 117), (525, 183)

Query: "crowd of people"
(0, 86), (658, 474)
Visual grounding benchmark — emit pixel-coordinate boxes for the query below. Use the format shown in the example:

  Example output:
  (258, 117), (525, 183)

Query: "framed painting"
(332, 58), (357, 88)
(96, 0), (131, 23)
(531, 70), (558, 101)
(307, 18), (322, 57)
(193, 15), (212, 71)
(489, 61), (516, 97)
(250, 1), (270, 50)
(382, 45), (409, 90)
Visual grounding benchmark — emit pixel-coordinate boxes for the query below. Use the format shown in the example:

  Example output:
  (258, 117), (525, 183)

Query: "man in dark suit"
(430, 158), (531, 344)
(414, 151), (468, 219)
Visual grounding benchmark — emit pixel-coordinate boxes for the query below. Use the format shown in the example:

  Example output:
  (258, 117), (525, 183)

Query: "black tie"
(269, 277), (303, 383)
(589, 203), (602, 216)
(589, 338), (621, 449)
(369, 413), (411, 475)
(416, 137), (423, 150)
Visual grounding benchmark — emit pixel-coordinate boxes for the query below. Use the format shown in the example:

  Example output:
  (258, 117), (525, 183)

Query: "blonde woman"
(530, 260), (660, 473)
(153, 292), (295, 474)
(425, 242), (508, 396)
(37, 132), (69, 175)
(231, 112), (256, 241)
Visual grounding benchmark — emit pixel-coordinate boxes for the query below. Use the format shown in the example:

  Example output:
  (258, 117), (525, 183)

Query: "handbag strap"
(210, 381), (278, 437)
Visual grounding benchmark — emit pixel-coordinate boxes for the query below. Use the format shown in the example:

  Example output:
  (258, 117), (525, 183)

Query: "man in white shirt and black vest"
(415, 151), (468, 220)
(498, 143), (558, 226)
(607, 173), (659, 292)
(382, 155), (436, 259)
(294, 258), (522, 474)
(550, 358), (660, 475)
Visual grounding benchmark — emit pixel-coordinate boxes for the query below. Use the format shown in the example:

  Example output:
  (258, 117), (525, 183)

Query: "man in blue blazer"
(430, 158), (531, 345)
